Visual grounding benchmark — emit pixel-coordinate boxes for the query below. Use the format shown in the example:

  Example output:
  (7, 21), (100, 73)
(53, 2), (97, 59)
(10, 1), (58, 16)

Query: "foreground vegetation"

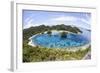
(23, 40), (91, 62)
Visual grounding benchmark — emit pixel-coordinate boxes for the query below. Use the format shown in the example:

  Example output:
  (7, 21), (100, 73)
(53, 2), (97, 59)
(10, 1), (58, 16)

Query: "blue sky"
(23, 10), (91, 29)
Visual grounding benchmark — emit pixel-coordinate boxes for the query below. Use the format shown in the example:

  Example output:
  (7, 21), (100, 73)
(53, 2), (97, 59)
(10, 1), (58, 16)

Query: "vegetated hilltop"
(23, 24), (82, 40)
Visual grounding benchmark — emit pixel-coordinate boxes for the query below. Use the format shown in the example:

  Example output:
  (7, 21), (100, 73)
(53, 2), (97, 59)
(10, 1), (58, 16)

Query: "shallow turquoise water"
(31, 31), (89, 48)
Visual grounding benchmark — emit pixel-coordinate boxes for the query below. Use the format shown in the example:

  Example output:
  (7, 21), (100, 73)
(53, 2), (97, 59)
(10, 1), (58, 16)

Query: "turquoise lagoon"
(31, 28), (90, 49)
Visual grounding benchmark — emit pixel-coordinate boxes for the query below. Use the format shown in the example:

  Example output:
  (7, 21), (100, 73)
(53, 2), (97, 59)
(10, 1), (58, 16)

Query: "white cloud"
(52, 16), (77, 21)
(24, 19), (46, 29)
(24, 23), (33, 29)
(24, 18), (34, 29)
(52, 16), (90, 27)
(25, 15), (34, 24)
(80, 18), (90, 24)
(24, 15), (90, 29)
(51, 16), (90, 24)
